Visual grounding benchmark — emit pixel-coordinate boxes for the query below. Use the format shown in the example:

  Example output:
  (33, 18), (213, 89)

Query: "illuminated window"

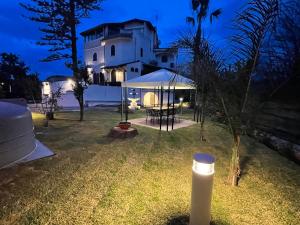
(93, 53), (97, 61)
(116, 70), (124, 82)
(111, 45), (115, 56)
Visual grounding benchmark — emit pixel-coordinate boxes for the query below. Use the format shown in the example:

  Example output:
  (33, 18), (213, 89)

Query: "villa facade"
(81, 19), (177, 86)
(42, 19), (177, 107)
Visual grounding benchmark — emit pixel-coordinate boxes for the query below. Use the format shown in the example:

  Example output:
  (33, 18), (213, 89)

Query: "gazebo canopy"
(122, 69), (195, 89)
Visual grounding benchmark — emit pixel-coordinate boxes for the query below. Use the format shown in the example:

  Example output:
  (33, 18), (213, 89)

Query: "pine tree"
(20, 0), (103, 121)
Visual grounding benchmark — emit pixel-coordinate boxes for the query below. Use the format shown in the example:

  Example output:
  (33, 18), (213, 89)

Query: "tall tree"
(24, 73), (42, 102)
(0, 52), (29, 98)
(186, 0), (221, 141)
(225, 0), (279, 186)
(20, 0), (103, 121)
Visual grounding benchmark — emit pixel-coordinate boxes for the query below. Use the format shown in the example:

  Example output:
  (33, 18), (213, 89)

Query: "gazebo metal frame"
(121, 69), (195, 131)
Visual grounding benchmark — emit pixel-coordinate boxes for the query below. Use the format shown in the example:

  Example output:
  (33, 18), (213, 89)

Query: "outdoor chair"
(146, 109), (159, 124)
(164, 108), (181, 123)
(145, 108), (152, 124)
(173, 108), (181, 123)
(151, 109), (160, 124)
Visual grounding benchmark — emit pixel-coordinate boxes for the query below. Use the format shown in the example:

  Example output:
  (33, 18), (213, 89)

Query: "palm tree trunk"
(200, 90), (207, 141)
(193, 89), (197, 121)
(218, 95), (241, 186)
(228, 134), (241, 186)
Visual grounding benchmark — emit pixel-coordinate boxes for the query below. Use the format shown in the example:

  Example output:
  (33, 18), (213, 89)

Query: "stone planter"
(108, 126), (138, 139)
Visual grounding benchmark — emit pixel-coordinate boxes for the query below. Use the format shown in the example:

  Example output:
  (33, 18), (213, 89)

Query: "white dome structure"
(0, 101), (53, 168)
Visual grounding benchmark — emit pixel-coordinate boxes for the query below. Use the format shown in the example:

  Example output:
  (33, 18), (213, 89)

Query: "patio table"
(146, 106), (179, 125)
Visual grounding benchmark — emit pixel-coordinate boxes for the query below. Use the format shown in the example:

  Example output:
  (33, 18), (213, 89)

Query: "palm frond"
(192, 0), (200, 10)
(232, 0), (279, 62)
(210, 8), (222, 23)
(186, 16), (195, 26)
(231, 0), (279, 113)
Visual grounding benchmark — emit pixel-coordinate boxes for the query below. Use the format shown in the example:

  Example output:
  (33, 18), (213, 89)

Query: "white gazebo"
(122, 69), (194, 90)
(121, 69), (195, 131)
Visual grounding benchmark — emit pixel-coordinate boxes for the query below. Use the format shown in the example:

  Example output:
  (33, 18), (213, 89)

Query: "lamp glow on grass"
(0, 109), (299, 225)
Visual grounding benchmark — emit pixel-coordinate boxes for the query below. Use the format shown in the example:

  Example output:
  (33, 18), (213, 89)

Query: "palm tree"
(227, 0), (279, 186)
(186, 0), (221, 141)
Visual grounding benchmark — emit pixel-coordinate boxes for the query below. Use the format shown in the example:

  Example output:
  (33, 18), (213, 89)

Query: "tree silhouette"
(21, 0), (103, 121)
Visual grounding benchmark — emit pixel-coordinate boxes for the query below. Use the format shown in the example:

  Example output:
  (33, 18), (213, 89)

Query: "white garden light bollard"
(190, 153), (215, 225)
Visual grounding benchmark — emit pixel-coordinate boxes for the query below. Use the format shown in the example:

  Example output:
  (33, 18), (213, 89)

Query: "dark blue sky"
(0, 0), (244, 80)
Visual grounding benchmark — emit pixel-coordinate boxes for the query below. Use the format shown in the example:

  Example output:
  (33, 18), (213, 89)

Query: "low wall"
(252, 76), (300, 164)
(49, 85), (175, 108)
(84, 85), (121, 106)
(254, 102), (300, 145)
(249, 129), (300, 164)
(57, 91), (79, 107)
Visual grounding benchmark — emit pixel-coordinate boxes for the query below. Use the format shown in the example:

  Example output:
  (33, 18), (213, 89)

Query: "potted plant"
(118, 121), (131, 130)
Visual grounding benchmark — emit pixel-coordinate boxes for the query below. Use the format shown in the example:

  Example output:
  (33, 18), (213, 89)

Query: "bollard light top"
(194, 153), (215, 164)
(193, 153), (215, 175)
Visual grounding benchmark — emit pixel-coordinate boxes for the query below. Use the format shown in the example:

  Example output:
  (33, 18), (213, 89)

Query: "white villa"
(42, 19), (177, 107)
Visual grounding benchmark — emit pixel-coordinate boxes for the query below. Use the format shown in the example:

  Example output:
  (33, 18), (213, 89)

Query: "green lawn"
(0, 108), (299, 225)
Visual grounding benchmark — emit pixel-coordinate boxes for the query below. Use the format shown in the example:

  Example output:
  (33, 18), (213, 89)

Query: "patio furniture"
(150, 107), (179, 123)
(146, 109), (159, 123)
(146, 108), (157, 124)
(170, 107), (181, 123)
(145, 108), (151, 123)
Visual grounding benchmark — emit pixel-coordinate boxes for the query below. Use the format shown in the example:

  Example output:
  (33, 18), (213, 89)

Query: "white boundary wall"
(54, 85), (174, 108)
(84, 85), (121, 106)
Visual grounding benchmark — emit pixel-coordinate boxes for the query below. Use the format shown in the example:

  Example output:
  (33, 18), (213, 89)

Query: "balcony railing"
(93, 81), (122, 86)
(102, 33), (132, 41)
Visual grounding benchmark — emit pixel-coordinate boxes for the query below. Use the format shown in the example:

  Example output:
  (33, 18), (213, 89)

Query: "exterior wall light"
(87, 68), (93, 74)
(179, 97), (184, 114)
(42, 82), (51, 96)
(190, 153), (215, 225)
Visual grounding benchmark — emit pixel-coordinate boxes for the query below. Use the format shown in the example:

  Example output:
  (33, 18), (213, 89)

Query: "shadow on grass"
(52, 117), (79, 121)
(53, 117), (106, 122)
(96, 134), (138, 145)
(240, 155), (251, 176)
(166, 215), (189, 225)
(240, 139), (261, 177)
(210, 220), (232, 225)
(97, 135), (117, 145)
(165, 215), (231, 225)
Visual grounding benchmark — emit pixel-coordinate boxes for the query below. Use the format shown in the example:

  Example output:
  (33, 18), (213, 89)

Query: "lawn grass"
(0, 108), (299, 225)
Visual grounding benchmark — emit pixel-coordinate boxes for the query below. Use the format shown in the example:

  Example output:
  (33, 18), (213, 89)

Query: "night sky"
(0, 0), (244, 80)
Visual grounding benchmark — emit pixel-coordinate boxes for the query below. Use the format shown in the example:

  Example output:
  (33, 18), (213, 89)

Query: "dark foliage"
(0, 52), (41, 101)
(20, 0), (102, 62)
